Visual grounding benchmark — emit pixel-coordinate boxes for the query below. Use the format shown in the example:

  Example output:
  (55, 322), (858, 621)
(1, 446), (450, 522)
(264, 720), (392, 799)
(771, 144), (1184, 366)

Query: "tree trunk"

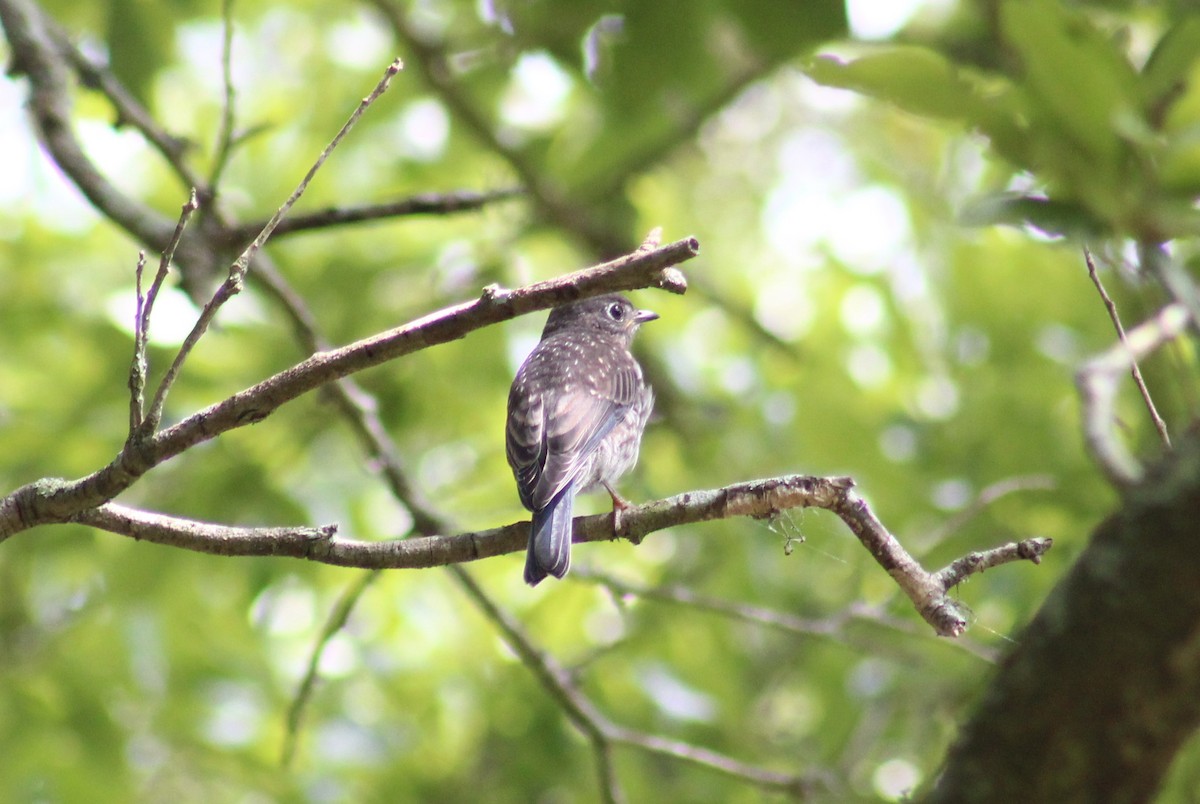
(927, 432), (1200, 802)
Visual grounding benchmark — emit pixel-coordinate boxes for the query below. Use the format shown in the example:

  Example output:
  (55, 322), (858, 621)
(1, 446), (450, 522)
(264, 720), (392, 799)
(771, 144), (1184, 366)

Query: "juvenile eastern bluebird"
(506, 294), (658, 586)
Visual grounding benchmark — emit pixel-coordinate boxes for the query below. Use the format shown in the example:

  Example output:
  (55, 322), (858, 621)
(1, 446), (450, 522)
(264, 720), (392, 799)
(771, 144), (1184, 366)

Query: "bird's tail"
(524, 484), (574, 586)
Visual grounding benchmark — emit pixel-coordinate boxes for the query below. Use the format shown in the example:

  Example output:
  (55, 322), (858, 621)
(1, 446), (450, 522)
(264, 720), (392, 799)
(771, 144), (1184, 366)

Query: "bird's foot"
(604, 482), (633, 541)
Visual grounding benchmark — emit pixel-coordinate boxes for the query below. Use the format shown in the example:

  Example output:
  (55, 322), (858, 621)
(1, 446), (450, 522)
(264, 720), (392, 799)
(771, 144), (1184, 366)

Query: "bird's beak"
(634, 308), (659, 325)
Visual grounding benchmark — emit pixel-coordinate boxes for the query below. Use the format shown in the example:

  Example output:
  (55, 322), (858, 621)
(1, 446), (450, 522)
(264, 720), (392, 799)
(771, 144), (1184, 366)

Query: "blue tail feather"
(525, 485), (575, 586)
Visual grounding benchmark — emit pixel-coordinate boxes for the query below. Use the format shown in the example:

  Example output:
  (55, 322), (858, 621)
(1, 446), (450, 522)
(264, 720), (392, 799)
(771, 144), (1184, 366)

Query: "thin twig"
(575, 569), (998, 662)
(208, 0), (239, 189)
(1077, 302), (1191, 486)
(604, 724), (817, 796)
(827, 484), (1043, 637)
(123, 191), (199, 434)
(126, 190), (199, 435)
(238, 57), (404, 276)
(142, 189), (201, 340)
(128, 251), (148, 431)
(934, 537), (1054, 588)
(592, 738), (626, 804)
(281, 569), (380, 767)
(923, 474), (1057, 549)
(141, 59), (405, 431)
(1084, 247), (1171, 448)
(223, 188), (524, 243)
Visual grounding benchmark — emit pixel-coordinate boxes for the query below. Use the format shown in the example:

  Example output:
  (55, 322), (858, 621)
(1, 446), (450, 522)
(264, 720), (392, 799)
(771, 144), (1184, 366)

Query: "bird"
(506, 293), (658, 586)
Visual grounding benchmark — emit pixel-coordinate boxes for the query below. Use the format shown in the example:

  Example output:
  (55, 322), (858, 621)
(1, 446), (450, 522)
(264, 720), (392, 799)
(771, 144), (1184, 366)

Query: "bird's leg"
(603, 482), (632, 540)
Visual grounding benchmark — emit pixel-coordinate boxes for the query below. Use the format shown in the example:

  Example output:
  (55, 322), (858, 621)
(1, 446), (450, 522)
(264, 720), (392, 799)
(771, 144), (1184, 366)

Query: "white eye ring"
(607, 302), (625, 320)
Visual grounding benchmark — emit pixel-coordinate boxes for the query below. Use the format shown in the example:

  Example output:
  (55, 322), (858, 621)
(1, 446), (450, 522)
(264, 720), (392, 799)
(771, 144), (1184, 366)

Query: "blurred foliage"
(809, 2), (1200, 239)
(1, 0), (1198, 801)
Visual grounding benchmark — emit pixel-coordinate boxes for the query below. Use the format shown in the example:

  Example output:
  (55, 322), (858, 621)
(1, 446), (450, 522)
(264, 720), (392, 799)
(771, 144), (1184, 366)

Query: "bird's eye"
(607, 302), (625, 320)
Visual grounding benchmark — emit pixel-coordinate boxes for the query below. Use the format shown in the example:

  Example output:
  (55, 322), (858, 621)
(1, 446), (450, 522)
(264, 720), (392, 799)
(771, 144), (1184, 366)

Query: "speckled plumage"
(506, 294), (657, 586)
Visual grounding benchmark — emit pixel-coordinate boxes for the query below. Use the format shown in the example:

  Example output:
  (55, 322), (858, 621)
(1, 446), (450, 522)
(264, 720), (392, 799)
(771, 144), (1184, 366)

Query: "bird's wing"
(507, 349), (642, 511)
(507, 389), (548, 509)
(531, 388), (627, 509)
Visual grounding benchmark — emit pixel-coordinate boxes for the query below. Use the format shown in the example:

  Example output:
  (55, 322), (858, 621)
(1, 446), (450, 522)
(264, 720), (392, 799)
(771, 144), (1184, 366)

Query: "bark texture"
(929, 432), (1200, 802)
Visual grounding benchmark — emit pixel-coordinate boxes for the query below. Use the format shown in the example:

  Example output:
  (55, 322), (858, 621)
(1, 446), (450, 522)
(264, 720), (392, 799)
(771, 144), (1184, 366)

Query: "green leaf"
(1000, 1), (1140, 166)
(960, 193), (1108, 238)
(1141, 15), (1200, 118)
(806, 48), (1035, 176)
(1154, 28), (1200, 195)
(106, 0), (175, 106)
(1158, 130), (1200, 194)
(560, 0), (848, 194)
(806, 47), (977, 121)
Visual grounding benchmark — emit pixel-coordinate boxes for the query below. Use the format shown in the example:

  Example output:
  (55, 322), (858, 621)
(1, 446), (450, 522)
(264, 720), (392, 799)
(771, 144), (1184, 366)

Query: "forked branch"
(63, 474), (1049, 637)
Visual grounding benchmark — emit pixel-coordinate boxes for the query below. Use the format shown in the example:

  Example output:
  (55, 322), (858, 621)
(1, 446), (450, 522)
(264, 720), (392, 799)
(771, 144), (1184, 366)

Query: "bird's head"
(542, 294), (658, 340)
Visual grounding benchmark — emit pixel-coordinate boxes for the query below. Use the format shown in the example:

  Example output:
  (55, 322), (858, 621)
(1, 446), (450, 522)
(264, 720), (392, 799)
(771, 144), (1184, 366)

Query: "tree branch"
(449, 567), (635, 803)
(46, 472), (1049, 638)
(0, 0), (175, 243)
(0, 237), (697, 539)
(221, 188), (525, 244)
(69, 503), (338, 548)
(933, 537), (1052, 589)
(36, 6), (206, 194)
(450, 565), (821, 797)
(128, 251), (149, 432)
